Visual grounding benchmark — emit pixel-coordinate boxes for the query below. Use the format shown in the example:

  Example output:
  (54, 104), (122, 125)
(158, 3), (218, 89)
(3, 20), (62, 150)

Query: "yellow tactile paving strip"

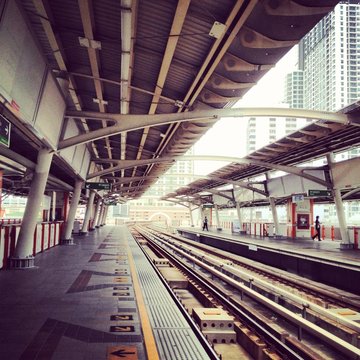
(126, 242), (160, 360)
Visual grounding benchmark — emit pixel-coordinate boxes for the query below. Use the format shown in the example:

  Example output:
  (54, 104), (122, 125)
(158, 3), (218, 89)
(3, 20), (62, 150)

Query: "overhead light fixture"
(93, 98), (108, 105)
(209, 21), (226, 39)
(78, 37), (102, 50)
(174, 99), (184, 108)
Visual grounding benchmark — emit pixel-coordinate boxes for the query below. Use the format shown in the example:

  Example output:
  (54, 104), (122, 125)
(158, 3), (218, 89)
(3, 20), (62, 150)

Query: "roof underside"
(2, 0), (341, 198)
(163, 108), (360, 205)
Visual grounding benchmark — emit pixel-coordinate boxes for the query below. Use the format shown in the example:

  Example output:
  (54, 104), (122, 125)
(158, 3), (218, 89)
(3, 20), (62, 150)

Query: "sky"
(192, 46), (299, 175)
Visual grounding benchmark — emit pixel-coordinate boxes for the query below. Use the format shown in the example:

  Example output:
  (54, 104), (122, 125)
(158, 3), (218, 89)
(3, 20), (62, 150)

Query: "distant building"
(246, 112), (309, 154)
(300, 0), (360, 112)
(284, 70), (304, 109)
(126, 148), (195, 224)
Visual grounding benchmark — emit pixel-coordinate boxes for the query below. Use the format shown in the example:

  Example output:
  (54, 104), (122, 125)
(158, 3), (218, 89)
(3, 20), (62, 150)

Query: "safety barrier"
(0, 221), (63, 269)
(0, 218), (22, 225)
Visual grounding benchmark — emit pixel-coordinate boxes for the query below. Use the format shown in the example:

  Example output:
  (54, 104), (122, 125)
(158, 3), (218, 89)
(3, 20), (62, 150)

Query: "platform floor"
(0, 226), (210, 360)
(179, 227), (360, 266)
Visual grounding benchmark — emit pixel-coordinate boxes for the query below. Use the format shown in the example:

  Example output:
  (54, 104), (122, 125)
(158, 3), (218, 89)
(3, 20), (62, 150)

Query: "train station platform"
(177, 227), (360, 295)
(0, 226), (211, 360)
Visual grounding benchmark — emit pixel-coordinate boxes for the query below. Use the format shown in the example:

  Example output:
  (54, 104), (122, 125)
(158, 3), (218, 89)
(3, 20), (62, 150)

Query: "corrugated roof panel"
(132, 50), (161, 90)
(129, 89), (152, 114)
(174, 16), (214, 66)
(93, 0), (121, 41)
(189, 0), (237, 24)
(136, 0), (177, 54)
(51, 0), (83, 32)
(163, 62), (197, 99)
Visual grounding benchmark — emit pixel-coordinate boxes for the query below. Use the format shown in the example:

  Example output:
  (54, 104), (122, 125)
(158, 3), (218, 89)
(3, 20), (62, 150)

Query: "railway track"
(131, 225), (360, 360)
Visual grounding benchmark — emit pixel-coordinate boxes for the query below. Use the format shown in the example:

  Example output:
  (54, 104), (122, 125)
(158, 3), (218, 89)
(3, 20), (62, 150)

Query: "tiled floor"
(0, 226), (145, 360)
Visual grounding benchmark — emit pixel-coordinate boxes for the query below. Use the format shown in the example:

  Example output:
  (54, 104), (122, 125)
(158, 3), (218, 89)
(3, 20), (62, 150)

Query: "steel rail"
(131, 230), (220, 360)
(140, 227), (360, 360)
(136, 227), (304, 360)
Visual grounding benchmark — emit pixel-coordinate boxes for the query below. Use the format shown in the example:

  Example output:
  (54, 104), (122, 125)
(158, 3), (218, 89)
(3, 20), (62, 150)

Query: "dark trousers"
(203, 223), (208, 231)
(313, 228), (321, 240)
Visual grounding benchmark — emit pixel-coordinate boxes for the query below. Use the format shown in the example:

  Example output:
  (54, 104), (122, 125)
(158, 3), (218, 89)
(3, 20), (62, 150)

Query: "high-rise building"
(300, 0), (360, 112)
(284, 70), (304, 109)
(126, 148), (195, 223)
(246, 112), (309, 154)
(291, 1), (360, 223)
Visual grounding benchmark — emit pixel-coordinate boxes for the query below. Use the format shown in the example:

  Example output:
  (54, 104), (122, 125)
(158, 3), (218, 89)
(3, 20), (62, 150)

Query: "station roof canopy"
(161, 102), (360, 205)
(1, 0), (342, 198)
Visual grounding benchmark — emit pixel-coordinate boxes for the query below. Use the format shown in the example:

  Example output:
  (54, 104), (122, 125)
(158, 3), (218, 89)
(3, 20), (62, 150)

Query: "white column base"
(60, 238), (75, 245)
(10, 256), (35, 269)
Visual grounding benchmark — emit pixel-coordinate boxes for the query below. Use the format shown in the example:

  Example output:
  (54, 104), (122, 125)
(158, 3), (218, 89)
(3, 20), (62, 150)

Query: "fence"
(0, 221), (63, 269)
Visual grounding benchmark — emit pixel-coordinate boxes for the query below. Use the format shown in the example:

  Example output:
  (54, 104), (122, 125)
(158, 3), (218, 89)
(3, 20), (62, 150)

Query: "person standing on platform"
(202, 216), (208, 231)
(312, 215), (321, 241)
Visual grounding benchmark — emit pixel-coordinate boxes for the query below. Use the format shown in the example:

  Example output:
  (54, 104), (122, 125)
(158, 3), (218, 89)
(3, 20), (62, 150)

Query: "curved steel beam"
(91, 154), (329, 187)
(184, 184), (234, 201)
(87, 158), (175, 179)
(60, 107), (350, 149)
(162, 173), (267, 197)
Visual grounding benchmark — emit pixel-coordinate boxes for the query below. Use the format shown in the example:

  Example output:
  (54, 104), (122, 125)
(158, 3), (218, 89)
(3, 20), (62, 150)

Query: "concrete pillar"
(80, 191), (95, 234)
(91, 199), (101, 230)
(269, 197), (280, 236)
(51, 191), (56, 221)
(326, 153), (351, 248)
(61, 179), (83, 244)
(188, 203), (194, 227)
(11, 148), (54, 268)
(102, 205), (109, 225)
(215, 204), (221, 230)
(235, 201), (243, 231)
(96, 201), (105, 227)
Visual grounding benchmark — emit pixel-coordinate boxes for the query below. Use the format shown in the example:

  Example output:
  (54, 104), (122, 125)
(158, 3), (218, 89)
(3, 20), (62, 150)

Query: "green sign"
(203, 203), (214, 208)
(308, 189), (332, 197)
(85, 182), (111, 190)
(0, 114), (11, 147)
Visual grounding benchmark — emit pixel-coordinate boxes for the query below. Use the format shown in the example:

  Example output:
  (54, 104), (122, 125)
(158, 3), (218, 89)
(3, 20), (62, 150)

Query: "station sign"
(308, 189), (332, 197)
(0, 114), (11, 148)
(202, 203), (214, 208)
(85, 182), (111, 190)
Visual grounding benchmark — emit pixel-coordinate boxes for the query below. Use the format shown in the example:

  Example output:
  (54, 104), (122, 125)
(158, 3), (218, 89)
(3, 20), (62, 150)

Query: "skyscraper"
(284, 70), (304, 109)
(300, 0), (360, 112)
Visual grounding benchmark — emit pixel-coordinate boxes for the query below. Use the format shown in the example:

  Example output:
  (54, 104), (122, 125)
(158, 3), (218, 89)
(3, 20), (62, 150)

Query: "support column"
(51, 191), (56, 221)
(96, 201), (105, 227)
(188, 203), (194, 227)
(269, 197), (280, 237)
(80, 191), (95, 234)
(11, 148), (54, 268)
(326, 153), (351, 248)
(101, 205), (109, 225)
(215, 204), (221, 230)
(61, 179), (83, 245)
(235, 201), (243, 232)
(91, 198), (101, 231)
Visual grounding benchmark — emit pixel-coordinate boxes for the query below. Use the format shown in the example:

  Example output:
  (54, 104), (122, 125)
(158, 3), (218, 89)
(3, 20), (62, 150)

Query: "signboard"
(292, 194), (304, 203)
(308, 189), (332, 197)
(0, 114), (11, 147)
(202, 203), (214, 208)
(297, 213), (310, 229)
(85, 182), (111, 190)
